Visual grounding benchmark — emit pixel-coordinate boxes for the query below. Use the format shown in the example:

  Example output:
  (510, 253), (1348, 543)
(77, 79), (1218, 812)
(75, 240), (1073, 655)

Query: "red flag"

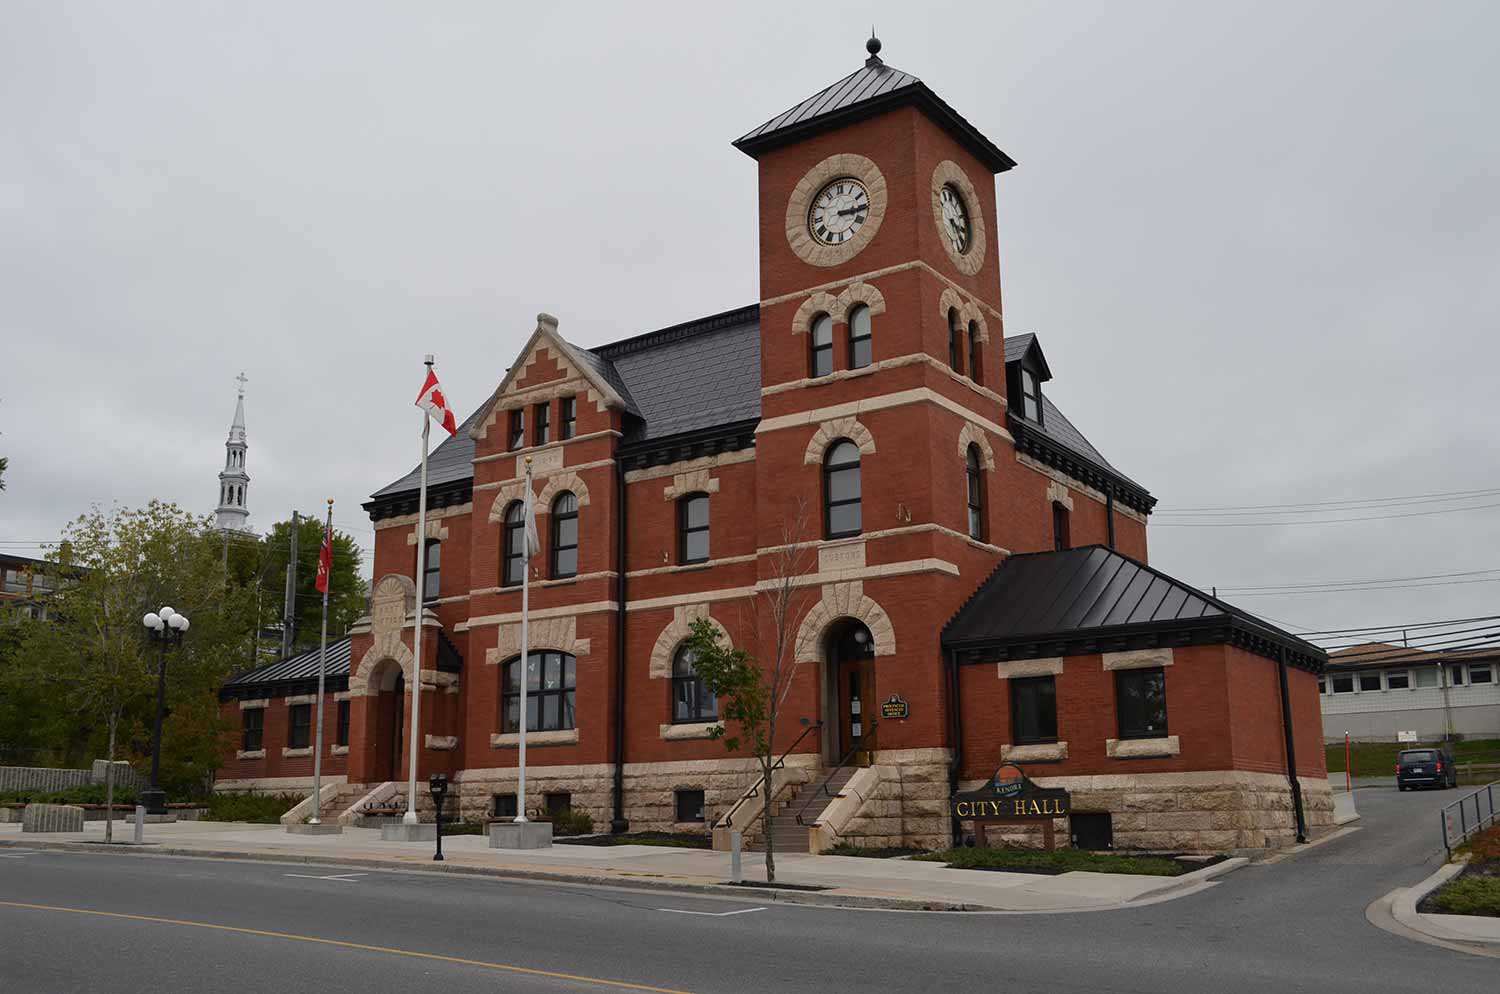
(415, 368), (458, 436)
(315, 525), (332, 594)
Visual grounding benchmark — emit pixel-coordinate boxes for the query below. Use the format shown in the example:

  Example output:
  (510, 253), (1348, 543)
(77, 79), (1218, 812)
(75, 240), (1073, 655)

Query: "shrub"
(913, 845), (1185, 876)
(548, 807), (594, 837)
(1429, 876), (1500, 917)
(0, 785), (139, 806)
(205, 792), (303, 824)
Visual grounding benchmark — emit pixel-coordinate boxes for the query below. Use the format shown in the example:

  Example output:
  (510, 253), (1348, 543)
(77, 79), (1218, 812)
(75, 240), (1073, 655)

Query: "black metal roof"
(221, 636), (353, 696)
(734, 55), (1016, 174)
(943, 545), (1325, 672)
(1003, 332), (1052, 380)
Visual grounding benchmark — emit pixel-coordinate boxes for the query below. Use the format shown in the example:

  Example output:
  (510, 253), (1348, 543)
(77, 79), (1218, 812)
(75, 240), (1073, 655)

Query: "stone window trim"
(791, 282), (888, 335)
(1000, 741), (1068, 763)
(784, 153), (889, 268)
(663, 468), (720, 502)
(236, 749), (265, 760)
(996, 657), (1063, 680)
(649, 604), (733, 680)
(490, 729), (579, 749)
(330, 744), (349, 756)
(1101, 648), (1174, 672)
(1105, 735), (1180, 759)
(485, 615), (591, 665)
(803, 416), (876, 465)
(425, 734), (458, 752)
(793, 581), (895, 664)
(281, 747), (312, 759)
(536, 472), (591, 513)
(930, 160), (988, 276)
(238, 698), (270, 711)
(1045, 481), (1075, 513)
(937, 287), (989, 344)
(406, 519), (450, 546)
(761, 353), (1008, 409)
(957, 423), (997, 471)
(284, 694), (318, 707)
(659, 721), (723, 741)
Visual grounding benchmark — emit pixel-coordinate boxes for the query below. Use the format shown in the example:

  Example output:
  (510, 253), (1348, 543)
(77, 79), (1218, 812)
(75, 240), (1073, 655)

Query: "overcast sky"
(3, 1), (1497, 640)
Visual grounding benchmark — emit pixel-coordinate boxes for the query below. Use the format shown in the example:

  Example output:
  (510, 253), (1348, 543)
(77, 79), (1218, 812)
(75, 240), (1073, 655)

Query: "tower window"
(1021, 369), (1042, 422)
(679, 493), (710, 564)
(968, 321), (983, 385)
(848, 304), (872, 370)
(965, 444), (985, 541)
(560, 396), (576, 439)
(509, 410), (525, 450)
(947, 308), (964, 374)
(422, 538), (441, 602)
(810, 313), (833, 378)
(823, 440), (862, 539)
(533, 402), (550, 445)
(502, 501), (526, 587)
(551, 492), (578, 579)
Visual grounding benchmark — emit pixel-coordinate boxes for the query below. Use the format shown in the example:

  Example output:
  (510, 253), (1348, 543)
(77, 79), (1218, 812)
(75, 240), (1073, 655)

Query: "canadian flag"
(415, 368), (458, 436)
(314, 524), (333, 594)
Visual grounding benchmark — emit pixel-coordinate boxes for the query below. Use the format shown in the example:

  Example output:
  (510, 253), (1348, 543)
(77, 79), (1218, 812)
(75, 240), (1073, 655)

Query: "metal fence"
(1441, 780), (1498, 854)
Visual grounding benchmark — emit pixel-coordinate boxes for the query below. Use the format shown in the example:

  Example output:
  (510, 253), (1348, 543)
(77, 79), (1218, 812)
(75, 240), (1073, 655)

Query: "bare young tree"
(683, 499), (819, 883)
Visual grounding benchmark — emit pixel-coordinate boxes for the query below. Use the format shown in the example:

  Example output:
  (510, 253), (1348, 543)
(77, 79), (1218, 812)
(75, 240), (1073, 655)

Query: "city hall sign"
(951, 765), (1071, 848)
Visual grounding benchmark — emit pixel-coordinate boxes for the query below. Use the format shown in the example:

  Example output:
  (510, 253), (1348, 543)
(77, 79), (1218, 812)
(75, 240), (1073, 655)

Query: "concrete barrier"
(1333, 791), (1360, 825)
(22, 803), (84, 833)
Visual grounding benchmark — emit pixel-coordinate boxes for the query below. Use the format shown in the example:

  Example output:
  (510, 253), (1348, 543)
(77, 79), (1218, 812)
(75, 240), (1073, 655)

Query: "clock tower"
(733, 37), (1020, 763)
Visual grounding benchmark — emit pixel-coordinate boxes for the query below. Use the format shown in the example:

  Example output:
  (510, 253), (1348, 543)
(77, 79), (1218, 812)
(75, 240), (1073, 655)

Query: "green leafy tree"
(18, 502), (256, 837)
(235, 514), (367, 655)
(680, 501), (817, 883)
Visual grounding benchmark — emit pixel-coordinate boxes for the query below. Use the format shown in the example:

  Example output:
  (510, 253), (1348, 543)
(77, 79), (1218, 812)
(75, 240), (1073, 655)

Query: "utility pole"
(281, 510), (299, 659)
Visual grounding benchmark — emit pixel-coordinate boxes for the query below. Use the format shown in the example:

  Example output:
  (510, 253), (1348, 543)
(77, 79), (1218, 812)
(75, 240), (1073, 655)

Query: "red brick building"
(217, 39), (1333, 851)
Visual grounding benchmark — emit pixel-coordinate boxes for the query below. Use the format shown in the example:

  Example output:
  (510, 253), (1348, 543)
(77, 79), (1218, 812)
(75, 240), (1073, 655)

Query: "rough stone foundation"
(830, 748), (952, 851)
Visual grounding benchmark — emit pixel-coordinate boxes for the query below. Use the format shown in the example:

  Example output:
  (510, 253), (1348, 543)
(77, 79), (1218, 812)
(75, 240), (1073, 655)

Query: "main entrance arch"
(370, 659), (406, 783)
(821, 618), (876, 763)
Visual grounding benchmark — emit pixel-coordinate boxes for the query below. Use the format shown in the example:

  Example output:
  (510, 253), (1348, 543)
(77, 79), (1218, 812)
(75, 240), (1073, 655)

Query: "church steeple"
(215, 373), (251, 532)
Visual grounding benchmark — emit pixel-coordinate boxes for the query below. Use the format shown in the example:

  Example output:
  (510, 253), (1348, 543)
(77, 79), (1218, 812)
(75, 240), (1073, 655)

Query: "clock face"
(939, 184), (972, 254)
(808, 178), (870, 246)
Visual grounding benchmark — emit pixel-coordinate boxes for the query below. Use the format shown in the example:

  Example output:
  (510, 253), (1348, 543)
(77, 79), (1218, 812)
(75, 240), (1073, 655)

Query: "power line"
(1218, 567), (1500, 592)
(1293, 613), (1500, 638)
(1224, 576), (1500, 598)
(1312, 620), (1500, 650)
(1151, 500), (1500, 527)
(1156, 485), (1500, 514)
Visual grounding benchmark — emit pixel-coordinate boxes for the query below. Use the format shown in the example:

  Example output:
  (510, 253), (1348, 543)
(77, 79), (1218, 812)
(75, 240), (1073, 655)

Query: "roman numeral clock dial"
(939, 183), (971, 254)
(809, 179), (870, 245)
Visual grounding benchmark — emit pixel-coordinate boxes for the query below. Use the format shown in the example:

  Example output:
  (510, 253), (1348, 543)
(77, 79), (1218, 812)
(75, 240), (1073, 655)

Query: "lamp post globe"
(143, 612), (161, 630)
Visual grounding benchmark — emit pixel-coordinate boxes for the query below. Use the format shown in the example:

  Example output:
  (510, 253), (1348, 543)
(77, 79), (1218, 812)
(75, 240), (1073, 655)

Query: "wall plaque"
(880, 695), (909, 720)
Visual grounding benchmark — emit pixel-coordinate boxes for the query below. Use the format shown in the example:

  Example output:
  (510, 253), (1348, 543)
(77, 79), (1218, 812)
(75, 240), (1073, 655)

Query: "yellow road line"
(0, 899), (694, 993)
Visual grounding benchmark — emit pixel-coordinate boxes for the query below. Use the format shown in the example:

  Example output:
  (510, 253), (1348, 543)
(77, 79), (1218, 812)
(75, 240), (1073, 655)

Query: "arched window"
(848, 304), (872, 370)
(678, 493), (709, 564)
(823, 439), (862, 539)
(810, 313), (833, 377)
(965, 444), (985, 542)
(968, 321), (983, 385)
(947, 308), (964, 374)
(672, 643), (718, 723)
(422, 539), (441, 601)
(551, 492), (578, 579)
(502, 501), (526, 587)
(501, 651), (576, 732)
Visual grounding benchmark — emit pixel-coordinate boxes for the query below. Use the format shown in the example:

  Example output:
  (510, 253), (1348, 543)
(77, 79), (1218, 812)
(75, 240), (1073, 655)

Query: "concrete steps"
(744, 767), (857, 853)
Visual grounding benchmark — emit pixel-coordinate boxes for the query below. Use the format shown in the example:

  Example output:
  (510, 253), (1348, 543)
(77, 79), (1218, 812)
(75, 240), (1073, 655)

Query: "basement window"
(544, 792), (572, 816)
(675, 789), (706, 823)
(492, 794), (518, 819)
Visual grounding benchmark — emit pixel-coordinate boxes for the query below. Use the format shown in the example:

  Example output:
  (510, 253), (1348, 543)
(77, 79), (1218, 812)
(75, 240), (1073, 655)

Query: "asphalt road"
(1, 783), (1491, 993)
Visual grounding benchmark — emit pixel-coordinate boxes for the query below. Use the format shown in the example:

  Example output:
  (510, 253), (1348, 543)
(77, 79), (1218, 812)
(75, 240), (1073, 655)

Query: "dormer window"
(1021, 368), (1042, 423)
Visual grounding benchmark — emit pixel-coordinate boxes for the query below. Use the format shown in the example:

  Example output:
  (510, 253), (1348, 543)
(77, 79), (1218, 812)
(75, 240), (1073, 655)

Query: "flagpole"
(310, 498), (333, 825)
(404, 356), (434, 826)
(515, 455), (533, 823)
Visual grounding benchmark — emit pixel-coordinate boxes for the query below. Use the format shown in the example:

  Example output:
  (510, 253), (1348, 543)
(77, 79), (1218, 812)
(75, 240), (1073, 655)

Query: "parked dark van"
(1396, 747), (1457, 790)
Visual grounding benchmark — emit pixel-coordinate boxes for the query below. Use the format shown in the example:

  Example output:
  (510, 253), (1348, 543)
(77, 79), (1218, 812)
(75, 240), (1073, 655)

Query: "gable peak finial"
(866, 31), (882, 65)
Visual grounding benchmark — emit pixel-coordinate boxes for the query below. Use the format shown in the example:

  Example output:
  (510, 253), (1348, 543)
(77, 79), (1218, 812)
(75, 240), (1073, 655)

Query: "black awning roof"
(220, 636), (353, 698)
(942, 546), (1325, 672)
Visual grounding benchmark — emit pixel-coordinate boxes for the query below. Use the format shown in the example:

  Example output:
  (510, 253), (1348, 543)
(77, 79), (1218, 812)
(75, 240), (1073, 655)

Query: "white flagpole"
(310, 498), (333, 825)
(404, 356), (434, 826)
(515, 455), (533, 823)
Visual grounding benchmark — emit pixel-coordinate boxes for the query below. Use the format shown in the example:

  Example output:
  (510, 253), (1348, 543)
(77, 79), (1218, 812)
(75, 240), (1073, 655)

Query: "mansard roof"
(734, 45), (1016, 175)
(943, 545), (1325, 673)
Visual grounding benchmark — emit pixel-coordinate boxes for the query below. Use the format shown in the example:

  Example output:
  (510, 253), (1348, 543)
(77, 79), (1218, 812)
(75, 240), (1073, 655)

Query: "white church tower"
(215, 373), (251, 532)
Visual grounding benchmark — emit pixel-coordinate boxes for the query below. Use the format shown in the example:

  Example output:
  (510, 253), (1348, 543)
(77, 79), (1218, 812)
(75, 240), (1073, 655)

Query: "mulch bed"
(555, 831), (713, 849)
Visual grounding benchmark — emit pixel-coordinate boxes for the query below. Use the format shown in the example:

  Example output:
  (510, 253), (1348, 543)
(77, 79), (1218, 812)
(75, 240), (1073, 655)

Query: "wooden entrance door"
(837, 657), (873, 760)
(381, 673), (405, 781)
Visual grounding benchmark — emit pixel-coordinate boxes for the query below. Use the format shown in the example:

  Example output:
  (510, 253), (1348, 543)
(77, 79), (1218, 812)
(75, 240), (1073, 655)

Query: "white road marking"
(283, 872), (367, 882)
(655, 906), (766, 917)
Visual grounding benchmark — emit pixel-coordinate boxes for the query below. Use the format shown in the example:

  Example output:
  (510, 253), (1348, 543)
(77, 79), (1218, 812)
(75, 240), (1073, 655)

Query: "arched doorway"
(370, 660), (406, 783)
(821, 618), (876, 764)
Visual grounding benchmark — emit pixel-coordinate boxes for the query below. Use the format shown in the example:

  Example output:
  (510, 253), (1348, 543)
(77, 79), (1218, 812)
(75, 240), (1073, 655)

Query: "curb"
(1390, 860), (1500, 948)
(1127, 856), (1248, 902)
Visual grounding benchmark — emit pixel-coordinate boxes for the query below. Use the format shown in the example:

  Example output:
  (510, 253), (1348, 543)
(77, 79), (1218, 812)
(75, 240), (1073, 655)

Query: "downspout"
(945, 646), (964, 847)
(1105, 488), (1116, 549)
(611, 453), (629, 833)
(1276, 645), (1308, 844)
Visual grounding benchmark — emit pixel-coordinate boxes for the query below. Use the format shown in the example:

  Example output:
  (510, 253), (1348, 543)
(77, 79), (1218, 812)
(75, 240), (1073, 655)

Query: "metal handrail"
(796, 720), (877, 826)
(1440, 780), (1498, 854)
(714, 719), (823, 829)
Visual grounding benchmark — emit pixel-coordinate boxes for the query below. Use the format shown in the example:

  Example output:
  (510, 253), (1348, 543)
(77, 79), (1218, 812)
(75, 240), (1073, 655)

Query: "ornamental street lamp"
(140, 606), (190, 815)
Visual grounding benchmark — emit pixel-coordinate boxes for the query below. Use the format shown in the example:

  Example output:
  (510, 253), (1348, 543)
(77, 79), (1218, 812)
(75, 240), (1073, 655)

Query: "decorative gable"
(471, 313), (634, 440)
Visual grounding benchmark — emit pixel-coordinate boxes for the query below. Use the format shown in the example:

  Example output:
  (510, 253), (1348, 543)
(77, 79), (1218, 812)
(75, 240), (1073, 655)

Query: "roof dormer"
(1004, 332), (1052, 425)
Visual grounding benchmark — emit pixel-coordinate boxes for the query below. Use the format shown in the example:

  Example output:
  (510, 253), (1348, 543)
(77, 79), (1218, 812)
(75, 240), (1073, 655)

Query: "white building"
(1319, 643), (1499, 742)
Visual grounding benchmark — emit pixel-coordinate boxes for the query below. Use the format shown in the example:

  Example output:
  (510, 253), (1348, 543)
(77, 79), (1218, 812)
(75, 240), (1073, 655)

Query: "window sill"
(330, 744), (349, 756)
(490, 729), (579, 749)
(1001, 741), (1068, 763)
(236, 749), (265, 760)
(659, 721), (722, 741)
(1105, 735), (1179, 759)
(282, 747), (313, 758)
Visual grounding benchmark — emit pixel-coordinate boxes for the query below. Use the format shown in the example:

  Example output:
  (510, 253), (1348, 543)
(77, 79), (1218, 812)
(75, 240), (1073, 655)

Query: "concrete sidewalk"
(0, 819), (1242, 913)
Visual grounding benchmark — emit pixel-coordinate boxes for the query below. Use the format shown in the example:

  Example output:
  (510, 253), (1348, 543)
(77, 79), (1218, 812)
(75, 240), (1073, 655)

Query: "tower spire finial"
(235, 371), (247, 396)
(866, 30), (882, 65)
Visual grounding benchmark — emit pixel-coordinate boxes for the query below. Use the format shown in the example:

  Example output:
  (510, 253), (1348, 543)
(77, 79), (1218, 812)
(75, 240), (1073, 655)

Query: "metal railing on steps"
(796, 720), (877, 827)
(715, 719), (823, 832)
